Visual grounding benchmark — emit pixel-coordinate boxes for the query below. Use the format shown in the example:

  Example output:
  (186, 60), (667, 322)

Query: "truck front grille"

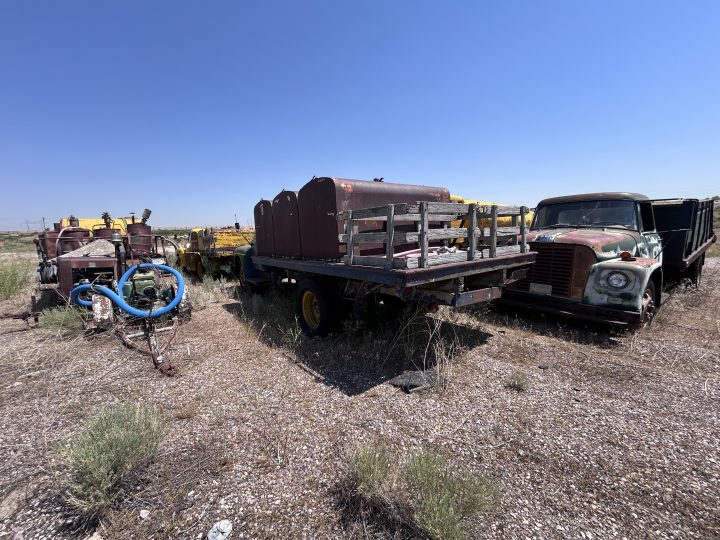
(512, 243), (575, 297)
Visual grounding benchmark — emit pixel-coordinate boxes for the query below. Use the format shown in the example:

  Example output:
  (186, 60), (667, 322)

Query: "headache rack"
(338, 202), (529, 270)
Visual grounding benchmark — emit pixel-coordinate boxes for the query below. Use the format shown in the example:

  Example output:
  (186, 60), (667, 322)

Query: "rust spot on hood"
(527, 228), (640, 259)
(621, 257), (657, 268)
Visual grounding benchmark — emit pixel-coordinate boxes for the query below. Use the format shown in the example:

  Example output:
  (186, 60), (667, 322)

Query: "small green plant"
(38, 306), (86, 336)
(279, 317), (304, 354)
(63, 403), (167, 515)
(0, 260), (33, 301)
(506, 370), (529, 392)
(403, 448), (497, 540)
(349, 445), (496, 539)
(352, 444), (391, 497)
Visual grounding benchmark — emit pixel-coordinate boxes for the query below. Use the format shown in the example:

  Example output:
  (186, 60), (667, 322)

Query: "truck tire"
(634, 280), (657, 330)
(296, 278), (337, 337)
(685, 255), (704, 287)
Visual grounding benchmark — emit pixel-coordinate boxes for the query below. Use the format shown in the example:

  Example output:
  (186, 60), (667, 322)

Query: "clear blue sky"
(1, 1), (718, 229)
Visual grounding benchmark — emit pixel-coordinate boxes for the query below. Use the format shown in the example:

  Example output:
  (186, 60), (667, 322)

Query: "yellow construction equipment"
(58, 214), (134, 234)
(449, 195), (533, 245)
(450, 194), (533, 226)
(178, 225), (255, 277)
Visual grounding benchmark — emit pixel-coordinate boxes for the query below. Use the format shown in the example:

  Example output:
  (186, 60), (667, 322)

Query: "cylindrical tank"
(297, 177), (450, 260)
(254, 200), (275, 257)
(272, 191), (302, 258)
(127, 223), (152, 256)
(93, 228), (122, 241)
(57, 229), (91, 256)
(39, 230), (60, 259)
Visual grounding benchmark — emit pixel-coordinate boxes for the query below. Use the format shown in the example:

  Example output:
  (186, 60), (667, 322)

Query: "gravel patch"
(1, 260), (718, 539)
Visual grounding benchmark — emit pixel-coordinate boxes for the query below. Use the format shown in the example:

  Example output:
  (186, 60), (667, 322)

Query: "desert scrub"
(352, 444), (391, 497)
(190, 275), (226, 309)
(350, 445), (497, 539)
(63, 403), (167, 515)
(39, 306), (86, 337)
(0, 259), (33, 301)
(506, 370), (529, 392)
(403, 448), (497, 540)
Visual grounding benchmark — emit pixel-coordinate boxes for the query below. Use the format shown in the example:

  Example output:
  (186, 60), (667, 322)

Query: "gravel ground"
(0, 259), (718, 540)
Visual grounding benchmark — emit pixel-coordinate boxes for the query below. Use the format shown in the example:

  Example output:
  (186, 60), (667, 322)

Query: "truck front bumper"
(499, 289), (641, 326)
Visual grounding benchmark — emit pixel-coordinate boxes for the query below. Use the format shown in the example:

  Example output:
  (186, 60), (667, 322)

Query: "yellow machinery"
(450, 195), (533, 226)
(58, 215), (134, 234)
(178, 226), (255, 277)
(450, 195), (534, 245)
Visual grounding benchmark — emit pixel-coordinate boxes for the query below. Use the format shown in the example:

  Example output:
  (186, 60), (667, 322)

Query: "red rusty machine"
(34, 209), (161, 302)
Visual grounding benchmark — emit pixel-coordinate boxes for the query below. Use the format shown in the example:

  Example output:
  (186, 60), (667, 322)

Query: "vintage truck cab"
(502, 193), (715, 328)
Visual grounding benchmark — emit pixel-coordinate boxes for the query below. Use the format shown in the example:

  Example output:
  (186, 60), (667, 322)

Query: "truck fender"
(233, 245), (257, 280)
(584, 258), (662, 312)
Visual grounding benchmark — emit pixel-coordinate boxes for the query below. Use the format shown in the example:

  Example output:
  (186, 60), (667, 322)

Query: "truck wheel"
(685, 256), (703, 287)
(635, 281), (657, 329)
(296, 278), (336, 337)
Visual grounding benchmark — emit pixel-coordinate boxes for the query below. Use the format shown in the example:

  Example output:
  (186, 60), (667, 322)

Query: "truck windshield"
(532, 200), (637, 230)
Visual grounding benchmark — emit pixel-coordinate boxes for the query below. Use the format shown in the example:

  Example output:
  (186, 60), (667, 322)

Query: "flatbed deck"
(252, 247), (535, 288)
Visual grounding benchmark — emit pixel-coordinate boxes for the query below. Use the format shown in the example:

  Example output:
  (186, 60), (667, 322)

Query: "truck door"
(637, 201), (662, 260)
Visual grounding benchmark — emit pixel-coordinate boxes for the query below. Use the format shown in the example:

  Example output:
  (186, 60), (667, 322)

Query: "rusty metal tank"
(38, 230), (60, 259)
(57, 229), (91, 256)
(271, 190), (302, 258)
(127, 223), (152, 256)
(254, 200), (275, 257)
(93, 228), (122, 241)
(297, 177), (451, 260)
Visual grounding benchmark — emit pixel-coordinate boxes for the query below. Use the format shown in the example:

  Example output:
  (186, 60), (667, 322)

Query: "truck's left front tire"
(635, 280), (657, 329)
(296, 278), (337, 337)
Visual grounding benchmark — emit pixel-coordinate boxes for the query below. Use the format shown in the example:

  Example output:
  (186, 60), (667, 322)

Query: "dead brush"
(189, 275), (227, 309)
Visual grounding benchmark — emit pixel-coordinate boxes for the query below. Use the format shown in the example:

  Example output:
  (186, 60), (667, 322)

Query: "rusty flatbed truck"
(236, 177), (535, 336)
(502, 193), (716, 328)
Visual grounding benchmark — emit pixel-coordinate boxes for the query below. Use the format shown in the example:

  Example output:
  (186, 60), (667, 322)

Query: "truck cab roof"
(537, 192), (649, 207)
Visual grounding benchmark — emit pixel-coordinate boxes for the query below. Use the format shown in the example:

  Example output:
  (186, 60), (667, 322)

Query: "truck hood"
(526, 228), (641, 260)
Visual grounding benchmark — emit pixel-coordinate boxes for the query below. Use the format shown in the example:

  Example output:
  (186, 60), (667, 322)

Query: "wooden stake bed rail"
(337, 201), (529, 270)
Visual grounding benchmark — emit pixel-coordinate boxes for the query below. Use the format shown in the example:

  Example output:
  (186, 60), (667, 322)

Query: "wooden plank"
(339, 231), (388, 244)
(489, 205), (497, 258)
(406, 202), (470, 214)
(419, 201), (429, 268)
(339, 229), (520, 244)
(342, 244), (526, 269)
(477, 234), (518, 245)
(385, 204), (395, 270)
(338, 213), (461, 223)
(342, 254), (389, 267)
(337, 203), (409, 220)
(400, 245), (524, 269)
(468, 203), (477, 261)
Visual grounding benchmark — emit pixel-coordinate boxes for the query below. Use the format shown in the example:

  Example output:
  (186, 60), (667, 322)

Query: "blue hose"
(71, 263), (185, 318)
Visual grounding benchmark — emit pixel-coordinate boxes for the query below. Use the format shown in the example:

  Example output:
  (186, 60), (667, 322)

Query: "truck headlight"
(607, 272), (629, 289)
